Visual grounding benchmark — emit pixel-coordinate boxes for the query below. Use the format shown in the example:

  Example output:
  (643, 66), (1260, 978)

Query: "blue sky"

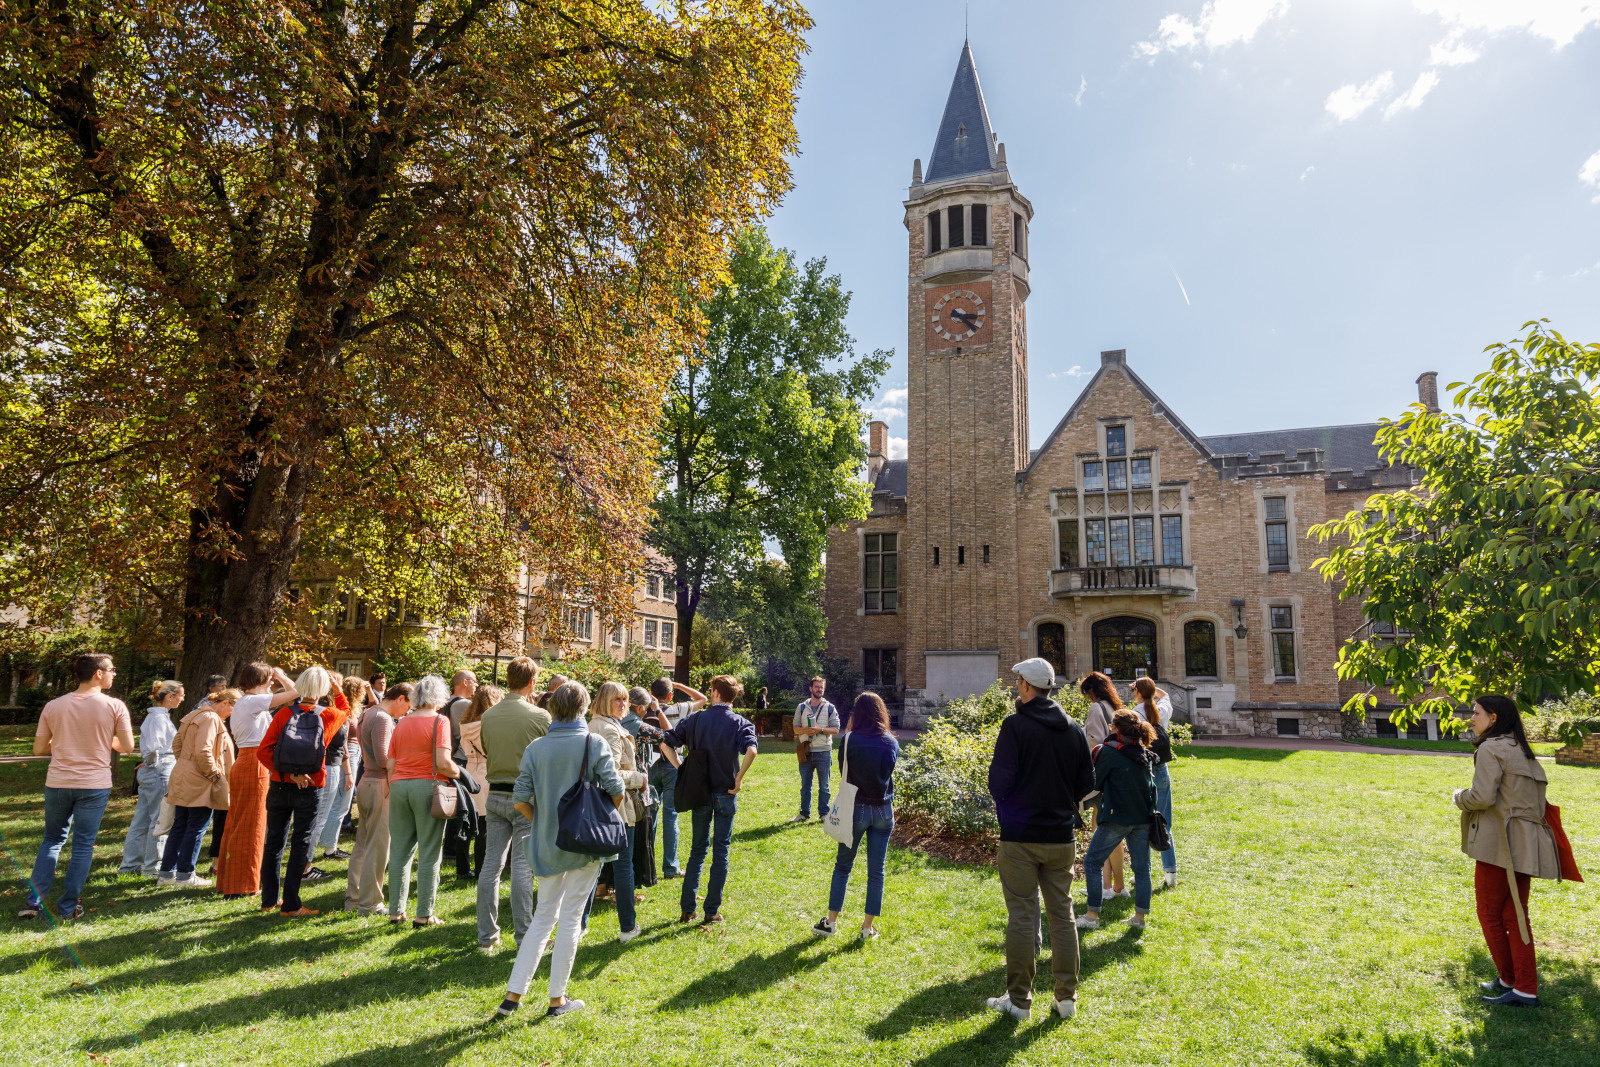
(763, 1), (1600, 455)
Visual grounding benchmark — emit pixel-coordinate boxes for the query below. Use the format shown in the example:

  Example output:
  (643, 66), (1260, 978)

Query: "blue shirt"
(511, 719), (625, 877)
(837, 731), (899, 804)
(662, 703), (758, 796)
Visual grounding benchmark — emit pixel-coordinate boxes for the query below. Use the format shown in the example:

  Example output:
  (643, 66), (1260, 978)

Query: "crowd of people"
(20, 651), (1566, 1020)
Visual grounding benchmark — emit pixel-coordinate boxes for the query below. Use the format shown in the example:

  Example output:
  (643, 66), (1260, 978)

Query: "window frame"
(1263, 495), (1291, 571)
(1161, 514), (1184, 566)
(1183, 619), (1218, 678)
(1131, 456), (1152, 489)
(1057, 519), (1080, 569)
(1269, 603), (1297, 679)
(1084, 518), (1107, 566)
(1083, 460), (1104, 492)
(862, 531), (899, 613)
(947, 204), (965, 248)
(660, 621), (675, 653)
(1132, 515), (1156, 565)
(1108, 517), (1131, 567)
(1105, 425), (1127, 457)
(863, 648), (899, 689)
(927, 211), (941, 253)
(970, 203), (988, 246)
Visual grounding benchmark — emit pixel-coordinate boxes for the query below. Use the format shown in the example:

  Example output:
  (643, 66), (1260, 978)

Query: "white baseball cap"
(1011, 658), (1057, 690)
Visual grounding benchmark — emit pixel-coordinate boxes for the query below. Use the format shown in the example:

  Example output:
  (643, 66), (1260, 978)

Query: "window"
(957, 546), (965, 565)
(970, 203), (987, 246)
(336, 659), (364, 678)
(1131, 457), (1151, 489)
(933, 546), (940, 566)
(1270, 605), (1296, 678)
(1058, 519), (1080, 568)
(1277, 717), (1300, 737)
(1083, 461), (1104, 492)
(611, 625), (624, 647)
(1184, 620), (1217, 676)
(1013, 211), (1027, 258)
(354, 598), (369, 630)
(1105, 425), (1126, 457)
(1161, 515), (1183, 566)
(1375, 718), (1399, 738)
(1037, 622), (1067, 677)
(1108, 518), (1131, 566)
(982, 544), (990, 565)
(1133, 516), (1156, 565)
(336, 592), (355, 629)
(644, 619), (658, 648)
(1093, 616), (1158, 679)
(646, 575), (660, 599)
(1265, 496), (1289, 569)
(863, 648), (898, 689)
(927, 211), (941, 253)
(563, 606), (593, 642)
(1107, 460), (1127, 491)
(863, 532), (898, 611)
(1406, 720), (1430, 740)
(1085, 519), (1106, 565)
(660, 622), (675, 652)
(947, 205), (965, 247)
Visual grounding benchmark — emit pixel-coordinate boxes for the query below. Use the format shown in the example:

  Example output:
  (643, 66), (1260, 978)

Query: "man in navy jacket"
(984, 658), (1094, 1022)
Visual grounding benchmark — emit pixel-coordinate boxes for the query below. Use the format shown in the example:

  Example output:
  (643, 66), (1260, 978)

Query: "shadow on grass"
(732, 821), (790, 844)
(1302, 950), (1600, 1067)
(864, 964), (1071, 1066)
(657, 935), (845, 1011)
(1186, 747), (1294, 763)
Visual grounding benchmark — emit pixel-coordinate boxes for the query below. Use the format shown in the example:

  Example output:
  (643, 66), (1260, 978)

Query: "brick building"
(823, 43), (1432, 738)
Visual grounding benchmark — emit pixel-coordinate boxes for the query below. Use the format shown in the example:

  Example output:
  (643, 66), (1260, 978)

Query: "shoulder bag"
(674, 747), (713, 811)
(556, 734), (629, 856)
(821, 733), (859, 845)
(428, 714), (459, 819)
(795, 704), (812, 764)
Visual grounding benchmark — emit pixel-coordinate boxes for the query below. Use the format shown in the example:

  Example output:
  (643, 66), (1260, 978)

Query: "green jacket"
(479, 693), (552, 784)
(1093, 738), (1157, 826)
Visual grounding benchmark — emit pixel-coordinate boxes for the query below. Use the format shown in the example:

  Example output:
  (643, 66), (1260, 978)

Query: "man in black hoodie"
(984, 657), (1095, 1021)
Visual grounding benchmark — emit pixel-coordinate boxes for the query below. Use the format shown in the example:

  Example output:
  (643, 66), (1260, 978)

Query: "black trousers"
(207, 808), (227, 860)
(261, 780), (319, 912)
(449, 817), (484, 879)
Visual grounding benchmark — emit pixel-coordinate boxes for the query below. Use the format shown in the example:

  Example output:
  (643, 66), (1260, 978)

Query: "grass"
(0, 726), (35, 757)
(0, 743), (1596, 1066)
(1351, 737), (1563, 756)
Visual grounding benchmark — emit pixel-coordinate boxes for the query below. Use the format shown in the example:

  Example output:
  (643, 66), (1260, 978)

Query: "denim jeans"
(682, 793), (737, 918)
(120, 757), (173, 875)
(1153, 762), (1177, 873)
(28, 787), (111, 916)
(318, 761), (355, 851)
(649, 760), (680, 873)
(799, 750), (832, 818)
(160, 805), (212, 876)
(261, 779), (320, 911)
(476, 792), (533, 945)
(307, 762), (345, 854)
(828, 800), (893, 916)
(1083, 822), (1153, 913)
(583, 822), (639, 933)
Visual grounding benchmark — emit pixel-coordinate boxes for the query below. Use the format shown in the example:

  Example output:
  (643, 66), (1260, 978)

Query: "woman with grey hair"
(496, 681), (625, 1020)
(386, 674), (461, 926)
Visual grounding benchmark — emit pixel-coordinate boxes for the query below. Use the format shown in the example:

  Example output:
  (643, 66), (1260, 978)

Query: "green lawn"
(0, 725), (34, 757)
(1, 744), (1596, 1066)
(1351, 737), (1563, 756)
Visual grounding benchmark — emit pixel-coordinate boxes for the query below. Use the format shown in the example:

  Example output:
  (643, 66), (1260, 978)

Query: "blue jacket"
(662, 703), (757, 796)
(837, 731), (899, 804)
(512, 720), (625, 877)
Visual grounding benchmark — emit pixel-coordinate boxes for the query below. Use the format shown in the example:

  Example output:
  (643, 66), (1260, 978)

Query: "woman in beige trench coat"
(160, 688), (239, 888)
(1452, 694), (1559, 1007)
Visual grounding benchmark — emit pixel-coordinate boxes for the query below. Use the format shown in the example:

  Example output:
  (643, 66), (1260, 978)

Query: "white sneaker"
(618, 925), (641, 943)
(1125, 913), (1147, 930)
(176, 873), (212, 888)
(1163, 872), (1178, 888)
(156, 872), (177, 886)
(1054, 998), (1077, 1020)
(1111, 887), (1132, 900)
(985, 995), (1029, 1021)
(1075, 914), (1099, 931)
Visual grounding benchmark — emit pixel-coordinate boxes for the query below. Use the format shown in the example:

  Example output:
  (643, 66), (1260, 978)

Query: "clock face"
(929, 288), (986, 343)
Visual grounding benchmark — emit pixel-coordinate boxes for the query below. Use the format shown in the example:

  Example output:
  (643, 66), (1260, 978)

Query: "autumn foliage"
(0, 0), (809, 690)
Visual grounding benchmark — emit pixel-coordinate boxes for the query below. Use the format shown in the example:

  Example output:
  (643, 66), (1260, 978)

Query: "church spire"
(924, 41), (999, 184)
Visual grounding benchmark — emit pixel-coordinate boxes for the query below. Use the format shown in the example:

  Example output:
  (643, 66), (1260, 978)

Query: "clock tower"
(903, 41), (1034, 698)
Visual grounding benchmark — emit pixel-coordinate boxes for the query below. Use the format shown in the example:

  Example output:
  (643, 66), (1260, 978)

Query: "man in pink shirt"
(21, 653), (134, 920)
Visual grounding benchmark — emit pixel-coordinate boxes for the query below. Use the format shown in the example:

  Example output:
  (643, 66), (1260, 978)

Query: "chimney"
(867, 420), (888, 480)
(911, 158), (922, 185)
(1101, 349), (1126, 367)
(1416, 371), (1439, 413)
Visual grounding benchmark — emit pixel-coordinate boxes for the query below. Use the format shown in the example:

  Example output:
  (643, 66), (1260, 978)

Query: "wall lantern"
(1231, 597), (1248, 641)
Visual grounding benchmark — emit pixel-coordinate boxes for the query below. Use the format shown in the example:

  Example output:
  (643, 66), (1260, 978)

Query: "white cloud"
(1428, 31), (1482, 65)
(1048, 365), (1091, 380)
(1325, 72), (1395, 123)
(1073, 76), (1087, 106)
(888, 435), (907, 460)
(1385, 70), (1441, 117)
(1300, 165), (1315, 181)
(864, 385), (908, 423)
(1414, 0), (1600, 49)
(1135, 0), (1290, 56)
(1581, 149), (1600, 202)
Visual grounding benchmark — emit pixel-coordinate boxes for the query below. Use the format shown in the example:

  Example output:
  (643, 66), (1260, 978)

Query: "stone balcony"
(1050, 565), (1197, 598)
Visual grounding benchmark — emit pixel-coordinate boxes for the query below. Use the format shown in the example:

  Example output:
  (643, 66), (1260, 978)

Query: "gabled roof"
(873, 459), (907, 499)
(1020, 353), (1213, 484)
(1201, 425), (1385, 473)
(925, 42), (1000, 183)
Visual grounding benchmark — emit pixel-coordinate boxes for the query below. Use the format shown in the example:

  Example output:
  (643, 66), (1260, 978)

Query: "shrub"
(1528, 693), (1600, 747)
(17, 685), (54, 718)
(896, 682), (1019, 841)
(546, 646), (668, 695)
(370, 636), (466, 685)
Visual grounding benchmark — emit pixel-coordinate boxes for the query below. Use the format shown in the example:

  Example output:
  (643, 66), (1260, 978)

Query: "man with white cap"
(984, 657), (1094, 1022)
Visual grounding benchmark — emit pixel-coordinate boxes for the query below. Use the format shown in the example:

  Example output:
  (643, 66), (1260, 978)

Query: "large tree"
(1312, 322), (1600, 721)
(0, 0), (808, 692)
(652, 226), (887, 681)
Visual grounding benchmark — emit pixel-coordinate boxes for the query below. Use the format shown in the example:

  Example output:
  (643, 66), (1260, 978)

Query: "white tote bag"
(821, 733), (859, 846)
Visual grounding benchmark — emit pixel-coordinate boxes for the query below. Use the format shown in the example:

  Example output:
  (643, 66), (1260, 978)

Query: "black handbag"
(673, 747), (714, 811)
(1149, 809), (1173, 853)
(555, 736), (628, 857)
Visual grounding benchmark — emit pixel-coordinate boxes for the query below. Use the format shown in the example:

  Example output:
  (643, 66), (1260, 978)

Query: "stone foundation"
(1555, 733), (1600, 767)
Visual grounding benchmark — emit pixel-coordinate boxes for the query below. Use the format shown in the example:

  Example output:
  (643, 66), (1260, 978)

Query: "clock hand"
(951, 309), (978, 328)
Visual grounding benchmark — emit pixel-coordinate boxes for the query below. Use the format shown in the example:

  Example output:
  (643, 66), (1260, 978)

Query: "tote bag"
(556, 735), (629, 857)
(821, 734), (859, 846)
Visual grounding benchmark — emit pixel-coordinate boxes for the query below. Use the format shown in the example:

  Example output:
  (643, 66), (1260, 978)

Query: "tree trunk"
(673, 602), (696, 684)
(177, 454), (315, 694)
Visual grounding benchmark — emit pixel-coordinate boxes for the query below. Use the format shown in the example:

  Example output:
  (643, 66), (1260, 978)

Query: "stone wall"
(1555, 733), (1600, 767)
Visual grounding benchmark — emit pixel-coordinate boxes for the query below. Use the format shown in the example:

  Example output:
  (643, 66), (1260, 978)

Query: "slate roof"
(925, 43), (1000, 183)
(873, 459), (907, 498)
(1200, 424), (1387, 472)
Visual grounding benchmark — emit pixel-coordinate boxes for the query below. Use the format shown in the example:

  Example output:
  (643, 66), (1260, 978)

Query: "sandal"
(412, 916), (445, 928)
(389, 914), (409, 924)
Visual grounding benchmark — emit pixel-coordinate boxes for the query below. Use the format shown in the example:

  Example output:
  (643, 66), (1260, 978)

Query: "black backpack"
(673, 748), (713, 810)
(273, 700), (326, 775)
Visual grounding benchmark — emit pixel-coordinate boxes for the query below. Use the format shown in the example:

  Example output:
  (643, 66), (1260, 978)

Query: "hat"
(1011, 658), (1057, 690)
(628, 686), (652, 707)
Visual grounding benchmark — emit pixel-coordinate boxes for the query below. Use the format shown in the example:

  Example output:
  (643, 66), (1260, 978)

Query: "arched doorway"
(1036, 622), (1067, 680)
(1093, 616), (1157, 679)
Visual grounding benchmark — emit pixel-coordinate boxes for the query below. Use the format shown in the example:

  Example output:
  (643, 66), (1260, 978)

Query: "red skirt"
(215, 747), (269, 894)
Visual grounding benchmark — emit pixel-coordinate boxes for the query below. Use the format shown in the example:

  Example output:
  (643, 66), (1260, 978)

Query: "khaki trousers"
(997, 839), (1080, 1008)
(345, 775), (389, 913)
